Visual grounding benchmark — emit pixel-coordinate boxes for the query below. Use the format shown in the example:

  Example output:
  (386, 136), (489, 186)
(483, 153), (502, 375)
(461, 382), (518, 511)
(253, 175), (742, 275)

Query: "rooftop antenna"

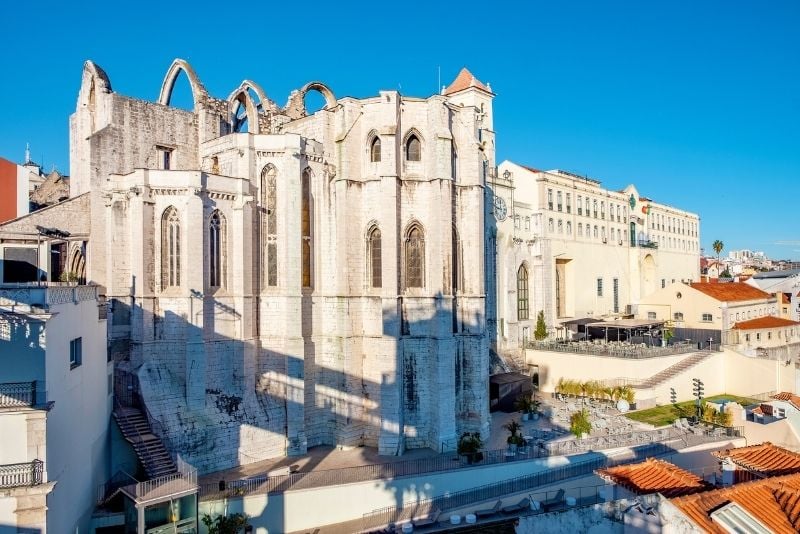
(25, 143), (30, 164)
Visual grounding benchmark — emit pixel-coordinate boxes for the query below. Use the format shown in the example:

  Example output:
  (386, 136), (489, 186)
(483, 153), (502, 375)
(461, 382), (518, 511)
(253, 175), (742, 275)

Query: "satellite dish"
(617, 400), (630, 413)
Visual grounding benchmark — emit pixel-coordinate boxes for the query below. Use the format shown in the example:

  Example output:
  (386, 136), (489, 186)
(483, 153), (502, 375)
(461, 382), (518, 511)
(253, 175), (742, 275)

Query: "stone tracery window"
(406, 134), (421, 162)
(209, 210), (226, 288)
(302, 169), (313, 288)
(517, 264), (529, 320)
(370, 137), (381, 163)
(261, 165), (278, 287)
(161, 206), (181, 289)
(368, 226), (382, 288)
(405, 224), (424, 288)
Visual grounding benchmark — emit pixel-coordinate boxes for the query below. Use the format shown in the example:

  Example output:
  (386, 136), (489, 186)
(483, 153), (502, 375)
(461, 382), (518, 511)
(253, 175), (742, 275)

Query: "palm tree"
(712, 240), (724, 273)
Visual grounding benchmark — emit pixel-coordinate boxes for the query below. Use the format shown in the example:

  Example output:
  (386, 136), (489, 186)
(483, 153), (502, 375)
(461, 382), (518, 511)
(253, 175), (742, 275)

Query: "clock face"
(494, 196), (507, 221)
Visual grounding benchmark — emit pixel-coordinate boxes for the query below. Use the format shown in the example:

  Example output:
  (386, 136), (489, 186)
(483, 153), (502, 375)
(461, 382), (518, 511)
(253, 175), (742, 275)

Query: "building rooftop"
(733, 316), (800, 330)
(670, 472), (800, 534)
(442, 68), (492, 96)
(690, 282), (772, 302)
(712, 443), (800, 477)
(771, 392), (800, 411)
(753, 269), (800, 280)
(596, 458), (710, 498)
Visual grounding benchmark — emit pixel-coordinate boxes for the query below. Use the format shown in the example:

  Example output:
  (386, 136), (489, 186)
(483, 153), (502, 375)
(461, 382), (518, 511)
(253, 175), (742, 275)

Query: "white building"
(0, 284), (110, 532)
(489, 162), (700, 351)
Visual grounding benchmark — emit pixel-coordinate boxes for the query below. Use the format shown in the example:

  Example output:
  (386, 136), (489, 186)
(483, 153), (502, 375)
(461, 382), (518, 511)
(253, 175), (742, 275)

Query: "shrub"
(457, 432), (483, 455)
(202, 513), (249, 534)
(534, 310), (547, 340)
(570, 408), (592, 438)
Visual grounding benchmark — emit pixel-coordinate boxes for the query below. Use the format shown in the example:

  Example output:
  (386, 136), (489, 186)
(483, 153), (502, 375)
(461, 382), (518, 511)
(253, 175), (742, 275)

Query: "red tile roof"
(443, 68), (492, 96)
(771, 392), (800, 411)
(690, 282), (772, 302)
(712, 443), (800, 477)
(733, 316), (800, 330)
(670, 472), (800, 534)
(596, 458), (711, 498)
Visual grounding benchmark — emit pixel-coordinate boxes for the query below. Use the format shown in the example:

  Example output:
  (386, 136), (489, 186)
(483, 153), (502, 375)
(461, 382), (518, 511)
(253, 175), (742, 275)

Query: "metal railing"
(135, 460), (197, 501)
(0, 381), (36, 408)
(359, 442), (670, 531)
(0, 460), (44, 488)
(526, 340), (720, 359)
(0, 285), (98, 310)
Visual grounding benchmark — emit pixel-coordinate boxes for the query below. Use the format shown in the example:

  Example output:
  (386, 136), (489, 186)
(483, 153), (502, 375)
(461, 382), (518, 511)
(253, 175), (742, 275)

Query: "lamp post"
(692, 378), (704, 422)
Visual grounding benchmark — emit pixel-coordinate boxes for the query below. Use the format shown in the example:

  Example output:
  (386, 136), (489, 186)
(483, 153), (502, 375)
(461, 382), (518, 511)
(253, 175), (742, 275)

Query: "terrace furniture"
(412, 508), (440, 528)
(501, 497), (531, 514)
(541, 489), (566, 511)
(474, 499), (502, 518)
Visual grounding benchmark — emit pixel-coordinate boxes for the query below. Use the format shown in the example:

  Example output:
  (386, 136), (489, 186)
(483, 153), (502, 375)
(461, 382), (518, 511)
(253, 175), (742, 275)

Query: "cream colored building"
(489, 162), (700, 351)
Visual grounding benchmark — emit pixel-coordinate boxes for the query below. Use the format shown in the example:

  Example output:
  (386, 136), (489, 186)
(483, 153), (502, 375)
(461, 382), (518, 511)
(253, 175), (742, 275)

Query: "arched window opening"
(406, 134), (421, 162)
(370, 137), (381, 163)
(161, 207), (181, 289)
(451, 146), (458, 180)
(517, 265), (529, 320)
(209, 210), (226, 288)
(261, 165), (278, 288)
(368, 227), (382, 288)
(302, 170), (313, 288)
(405, 225), (425, 288)
(232, 98), (249, 133)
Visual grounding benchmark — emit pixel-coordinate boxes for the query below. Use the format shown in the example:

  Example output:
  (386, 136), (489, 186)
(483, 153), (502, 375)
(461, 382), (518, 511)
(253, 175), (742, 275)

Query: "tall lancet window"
(368, 227), (382, 288)
(261, 165), (278, 287)
(301, 170), (312, 288)
(370, 137), (381, 162)
(209, 210), (226, 288)
(161, 206), (181, 289)
(517, 264), (529, 320)
(405, 225), (425, 288)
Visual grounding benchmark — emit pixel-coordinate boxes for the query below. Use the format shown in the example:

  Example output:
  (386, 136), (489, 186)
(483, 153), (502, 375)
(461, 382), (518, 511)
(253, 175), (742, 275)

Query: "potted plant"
(504, 419), (524, 453)
(570, 408), (592, 439)
(621, 385), (636, 410)
(662, 328), (674, 347)
(457, 432), (484, 464)
(530, 399), (541, 421)
(515, 394), (533, 421)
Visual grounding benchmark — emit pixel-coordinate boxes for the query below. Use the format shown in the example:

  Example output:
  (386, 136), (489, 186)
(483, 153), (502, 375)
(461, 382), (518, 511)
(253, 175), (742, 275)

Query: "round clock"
(494, 196), (507, 221)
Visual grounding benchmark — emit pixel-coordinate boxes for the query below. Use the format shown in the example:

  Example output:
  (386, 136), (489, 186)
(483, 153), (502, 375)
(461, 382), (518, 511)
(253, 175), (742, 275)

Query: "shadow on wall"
(0, 526), (41, 534)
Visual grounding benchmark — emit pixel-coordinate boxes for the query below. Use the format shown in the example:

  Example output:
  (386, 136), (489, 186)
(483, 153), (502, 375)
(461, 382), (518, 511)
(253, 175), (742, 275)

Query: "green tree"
(712, 240), (724, 271)
(202, 513), (250, 534)
(534, 310), (547, 340)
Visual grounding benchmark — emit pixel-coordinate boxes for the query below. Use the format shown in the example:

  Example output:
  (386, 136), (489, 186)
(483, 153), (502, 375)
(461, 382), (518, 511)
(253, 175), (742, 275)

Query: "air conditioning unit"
(602, 237), (608, 243)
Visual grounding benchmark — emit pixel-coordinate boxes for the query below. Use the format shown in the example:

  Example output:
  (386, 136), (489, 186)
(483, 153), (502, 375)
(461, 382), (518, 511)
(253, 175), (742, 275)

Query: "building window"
(647, 311), (657, 320)
(601, 201), (605, 219)
(370, 137), (381, 162)
(557, 191), (563, 212)
(548, 218), (554, 232)
(616, 205), (621, 222)
(157, 146), (173, 170)
(577, 223), (583, 236)
(597, 278), (603, 297)
(745, 333), (750, 342)
(593, 225), (598, 238)
(662, 279), (666, 289)
(516, 215), (521, 229)
(406, 134), (421, 161)
(701, 313), (712, 322)
(405, 225), (425, 288)
(593, 200), (598, 218)
(577, 196), (583, 216)
(209, 210), (226, 288)
(368, 227), (382, 288)
(261, 165), (278, 287)
(161, 206), (181, 288)
(756, 332), (761, 341)
(566, 193), (571, 213)
(548, 189), (553, 210)
(566, 221), (572, 234)
(525, 217), (530, 230)
(674, 312), (684, 321)
(558, 220), (563, 233)
(302, 170), (313, 288)
(70, 337), (82, 369)
(613, 278), (619, 313)
(517, 265), (529, 320)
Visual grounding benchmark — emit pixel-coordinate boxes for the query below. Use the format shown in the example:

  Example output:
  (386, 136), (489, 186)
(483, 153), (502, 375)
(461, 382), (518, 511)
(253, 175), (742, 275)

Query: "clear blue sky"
(1, 1), (797, 260)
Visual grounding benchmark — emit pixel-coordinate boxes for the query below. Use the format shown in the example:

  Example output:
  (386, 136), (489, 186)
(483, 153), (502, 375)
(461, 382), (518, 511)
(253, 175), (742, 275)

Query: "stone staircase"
(634, 351), (712, 390)
(113, 406), (177, 479)
(492, 348), (526, 374)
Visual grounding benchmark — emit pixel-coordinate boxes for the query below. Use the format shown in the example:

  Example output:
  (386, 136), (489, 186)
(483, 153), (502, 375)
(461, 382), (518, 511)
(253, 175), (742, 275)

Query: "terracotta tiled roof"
(733, 316), (800, 330)
(443, 68), (492, 96)
(690, 282), (772, 302)
(712, 443), (800, 477)
(670, 472), (800, 534)
(771, 392), (800, 411)
(596, 458), (710, 498)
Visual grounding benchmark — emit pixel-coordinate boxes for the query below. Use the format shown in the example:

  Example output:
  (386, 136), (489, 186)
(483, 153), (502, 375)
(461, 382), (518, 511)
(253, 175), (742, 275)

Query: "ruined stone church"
(64, 59), (493, 472)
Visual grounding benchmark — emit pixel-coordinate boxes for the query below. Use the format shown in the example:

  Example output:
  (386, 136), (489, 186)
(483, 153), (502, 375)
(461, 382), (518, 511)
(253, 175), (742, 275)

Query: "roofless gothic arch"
(228, 89), (260, 134)
(157, 58), (208, 108)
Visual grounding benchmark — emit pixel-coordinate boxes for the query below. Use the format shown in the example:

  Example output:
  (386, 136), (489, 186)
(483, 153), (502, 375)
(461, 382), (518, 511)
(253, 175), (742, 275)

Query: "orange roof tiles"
(443, 68), (492, 96)
(596, 458), (710, 498)
(690, 282), (772, 302)
(771, 392), (800, 411)
(733, 316), (800, 330)
(670, 472), (800, 534)
(712, 443), (800, 477)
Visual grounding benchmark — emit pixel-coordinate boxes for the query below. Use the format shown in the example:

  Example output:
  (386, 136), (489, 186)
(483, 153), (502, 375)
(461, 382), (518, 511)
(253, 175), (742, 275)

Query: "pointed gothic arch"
(226, 79), (277, 114)
(261, 164), (278, 288)
(209, 210), (227, 289)
(228, 89), (261, 134)
(402, 129), (424, 162)
(161, 206), (181, 289)
(366, 223), (382, 288)
(404, 222), (425, 289)
(157, 59), (208, 108)
(517, 263), (529, 321)
(299, 81), (337, 111)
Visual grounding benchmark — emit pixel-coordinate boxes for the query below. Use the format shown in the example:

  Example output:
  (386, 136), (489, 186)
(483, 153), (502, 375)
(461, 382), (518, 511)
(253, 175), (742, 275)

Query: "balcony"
(0, 460), (44, 488)
(637, 239), (659, 249)
(0, 284), (98, 313)
(0, 382), (37, 408)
